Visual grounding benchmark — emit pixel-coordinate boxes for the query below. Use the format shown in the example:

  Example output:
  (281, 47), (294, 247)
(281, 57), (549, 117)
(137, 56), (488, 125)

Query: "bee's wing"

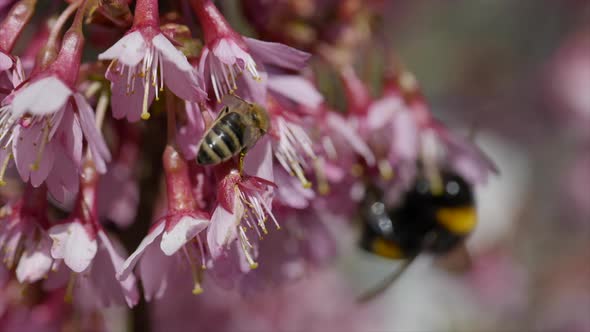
(198, 105), (230, 146)
(222, 94), (250, 110)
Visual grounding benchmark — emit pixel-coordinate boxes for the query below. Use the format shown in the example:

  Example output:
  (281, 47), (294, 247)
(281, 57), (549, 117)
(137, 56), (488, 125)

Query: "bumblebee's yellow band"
(371, 238), (404, 259)
(435, 206), (477, 235)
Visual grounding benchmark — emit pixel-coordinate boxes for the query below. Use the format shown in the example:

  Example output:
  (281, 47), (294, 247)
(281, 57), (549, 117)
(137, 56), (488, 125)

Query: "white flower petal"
(16, 234), (53, 283)
(98, 31), (147, 67)
(118, 221), (165, 280)
(207, 199), (242, 258)
(151, 34), (192, 71)
(12, 76), (72, 117)
(160, 215), (209, 256)
(49, 222), (97, 273)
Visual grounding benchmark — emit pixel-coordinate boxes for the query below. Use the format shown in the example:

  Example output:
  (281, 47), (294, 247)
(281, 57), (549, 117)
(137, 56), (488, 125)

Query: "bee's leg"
(238, 151), (246, 175)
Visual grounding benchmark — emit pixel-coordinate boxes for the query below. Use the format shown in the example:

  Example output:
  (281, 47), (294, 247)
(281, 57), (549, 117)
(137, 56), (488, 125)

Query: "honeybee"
(358, 170), (477, 302)
(196, 96), (270, 168)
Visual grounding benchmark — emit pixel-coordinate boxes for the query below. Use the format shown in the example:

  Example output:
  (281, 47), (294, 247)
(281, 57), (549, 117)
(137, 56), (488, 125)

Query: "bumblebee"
(196, 96), (270, 167)
(358, 170), (476, 301)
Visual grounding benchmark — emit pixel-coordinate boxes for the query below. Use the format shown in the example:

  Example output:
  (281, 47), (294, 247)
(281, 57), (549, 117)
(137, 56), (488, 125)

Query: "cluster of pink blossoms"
(0, 0), (496, 329)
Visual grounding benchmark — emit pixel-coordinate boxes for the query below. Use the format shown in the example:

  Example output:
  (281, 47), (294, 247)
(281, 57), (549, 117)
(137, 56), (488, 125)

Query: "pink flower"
(1, 32), (111, 201)
(191, 0), (311, 102)
(99, 0), (206, 122)
(118, 145), (209, 297)
(207, 166), (278, 270)
(266, 97), (318, 188)
(0, 51), (17, 100)
(0, 185), (52, 283)
(46, 160), (139, 308)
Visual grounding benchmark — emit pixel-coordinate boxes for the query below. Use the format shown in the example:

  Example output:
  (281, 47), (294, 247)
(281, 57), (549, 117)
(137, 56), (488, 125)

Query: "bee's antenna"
(356, 255), (417, 303)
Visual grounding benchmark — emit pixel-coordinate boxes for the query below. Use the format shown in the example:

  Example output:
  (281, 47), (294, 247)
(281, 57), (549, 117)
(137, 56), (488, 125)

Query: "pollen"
(378, 159), (394, 180)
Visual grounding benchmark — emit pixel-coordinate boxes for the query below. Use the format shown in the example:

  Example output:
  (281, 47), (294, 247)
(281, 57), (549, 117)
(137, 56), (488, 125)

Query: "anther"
(378, 159), (394, 180)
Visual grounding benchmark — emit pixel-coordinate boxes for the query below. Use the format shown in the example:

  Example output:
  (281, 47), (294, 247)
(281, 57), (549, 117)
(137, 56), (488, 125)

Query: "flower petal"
(367, 96), (403, 130)
(106, 66), (155, 122)
(326, 113), (375, 166)
(267, 75), (323, 109)
(12, 76), (71, 117)
(152, 34), (206, 103)
(244, 37), (310, 71)
(0, 51), (12, 71)
(117, 221), (165, 280)
(207, 198), (242, 258)
(74, 93), (111, 172)
(16, 232), (53, 283)
(160, 215), (209, 256)
(98, 31), (147, 67)
(97, 231), (139, 307)
(243, 137), (273, 182)
(48, 222), (98, 273)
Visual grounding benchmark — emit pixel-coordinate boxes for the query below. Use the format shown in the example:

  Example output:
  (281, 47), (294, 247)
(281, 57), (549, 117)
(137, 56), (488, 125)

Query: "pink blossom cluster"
(0, 0), (496, 329)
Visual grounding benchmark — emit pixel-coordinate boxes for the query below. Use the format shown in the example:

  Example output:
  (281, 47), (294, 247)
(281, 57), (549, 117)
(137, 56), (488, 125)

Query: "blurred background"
(337, 1), (590, 331)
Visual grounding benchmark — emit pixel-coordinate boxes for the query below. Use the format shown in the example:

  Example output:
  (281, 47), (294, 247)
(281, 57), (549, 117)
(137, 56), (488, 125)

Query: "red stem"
(0, 0), (37, 52)
(189, 0), (239, 44)
(163, 145), (196, 213)
(133, 0), (159, 28)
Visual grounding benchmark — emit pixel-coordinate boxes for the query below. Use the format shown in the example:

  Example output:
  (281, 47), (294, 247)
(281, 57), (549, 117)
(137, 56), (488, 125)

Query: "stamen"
(292, 162), (312, 188)
(211, 73), (221, 102)
(378, 159), (394, 180)
(141, 68), (151, 120)
(421, 130), (443, 195)
(0, 152), (13, 186)
(238, 227), (258, 270)
(84, 81), (102, 99)
(259, 197), (280, 230)
(64, 272), (77, 303)
(194, 237), (206, 270)
(183, 246), (203, 295)
(159, 55), (164, 92)
(313, 158), (330, 195)
(322, 137), (337, 160)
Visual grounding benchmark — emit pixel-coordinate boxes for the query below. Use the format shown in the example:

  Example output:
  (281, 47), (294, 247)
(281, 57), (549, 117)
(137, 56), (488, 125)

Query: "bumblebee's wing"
(434, 242), (473, 273)
(357, 255), (416, 303)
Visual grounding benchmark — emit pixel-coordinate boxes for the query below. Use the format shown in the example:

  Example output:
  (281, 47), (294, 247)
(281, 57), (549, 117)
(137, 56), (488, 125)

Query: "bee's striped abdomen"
(196, 112), (245, 165)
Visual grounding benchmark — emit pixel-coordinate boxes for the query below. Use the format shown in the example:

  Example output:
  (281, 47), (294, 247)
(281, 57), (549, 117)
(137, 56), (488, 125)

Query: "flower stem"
(0, 0), (37, 52)
(133, 0), (159, 28)
(189, 0), (238, 44)
(35, 0), (80, 70)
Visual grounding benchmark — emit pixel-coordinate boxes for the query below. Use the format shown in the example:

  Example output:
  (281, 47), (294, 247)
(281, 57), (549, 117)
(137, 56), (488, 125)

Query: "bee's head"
(248, 103), (270, 133)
